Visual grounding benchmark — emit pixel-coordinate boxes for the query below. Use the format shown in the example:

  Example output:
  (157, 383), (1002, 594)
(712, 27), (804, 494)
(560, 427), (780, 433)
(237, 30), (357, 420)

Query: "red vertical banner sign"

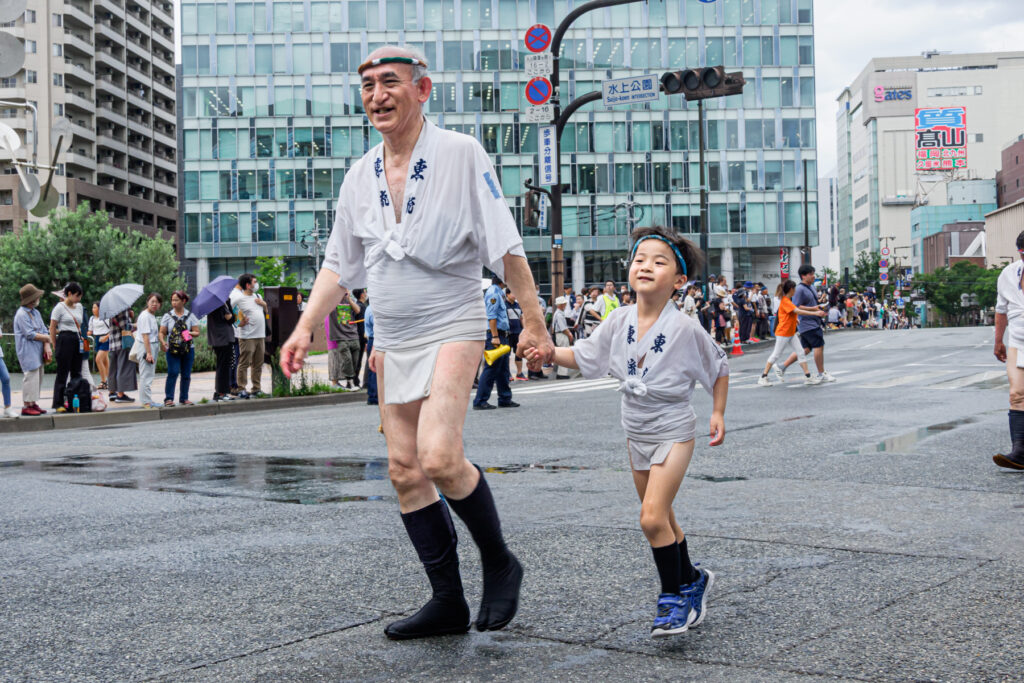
(780, 248), (790, 279)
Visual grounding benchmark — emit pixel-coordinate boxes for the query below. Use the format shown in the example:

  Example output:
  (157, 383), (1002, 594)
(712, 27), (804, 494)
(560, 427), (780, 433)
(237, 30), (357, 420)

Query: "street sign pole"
(548, 0), (643, 298)
(698, 99), (709, 295)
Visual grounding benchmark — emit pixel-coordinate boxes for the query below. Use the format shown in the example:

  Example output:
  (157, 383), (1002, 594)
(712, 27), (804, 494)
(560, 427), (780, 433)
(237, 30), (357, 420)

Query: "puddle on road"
(690, 474), (748, 483)
(845, 417), (978, 454)
(4, 453), (394, 505)
(485, 464), (592, 474)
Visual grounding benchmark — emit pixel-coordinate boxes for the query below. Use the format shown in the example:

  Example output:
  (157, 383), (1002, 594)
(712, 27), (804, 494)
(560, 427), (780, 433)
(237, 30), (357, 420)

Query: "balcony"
(64, 89), (94, 113)
(94, 19), (122, 44)
(125, 35), (150, 61)
(128, 169), (151, 187)
(152, 77), (173, 101)
(64, 152), (97, 171)
(154, 179), (176, 197)
(62, 28), (93, 55)
(95, 75), (126, 100)
(126, 89), (149, 111)
(97, 160), (128, 179)
(124, 8), (147, 34)
(96, 103), (128, 128)
(153, 153), (175, 173)
(96, 131), (125, 150)
(151, 1), (173, 23)
(63, 59), (93, 84)
(67, 118), (96, 142)
(151, 27), (173, 53)
(151, 127), (174, 148)
(152, 103), (174, 125)
(125, 62), (150, 84)
(95, 47), (124, 70)
(0, 86), (21, 100)
(61, 2), (94, 28)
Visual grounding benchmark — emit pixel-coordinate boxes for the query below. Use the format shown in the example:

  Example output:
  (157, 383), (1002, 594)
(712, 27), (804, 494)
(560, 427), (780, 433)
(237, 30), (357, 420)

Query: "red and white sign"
(780, 248), (790, 279)
(524, 77), (552, 106)
(524, 24), (551, 53)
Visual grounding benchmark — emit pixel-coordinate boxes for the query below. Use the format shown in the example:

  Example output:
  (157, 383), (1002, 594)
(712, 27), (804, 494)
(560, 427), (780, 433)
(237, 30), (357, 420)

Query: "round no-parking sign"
(524, 24), (551, 53)
(525, 77), (552, 105)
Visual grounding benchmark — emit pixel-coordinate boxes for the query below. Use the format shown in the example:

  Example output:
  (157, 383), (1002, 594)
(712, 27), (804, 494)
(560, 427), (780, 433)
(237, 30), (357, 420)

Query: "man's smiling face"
(360, 50), (431, 137)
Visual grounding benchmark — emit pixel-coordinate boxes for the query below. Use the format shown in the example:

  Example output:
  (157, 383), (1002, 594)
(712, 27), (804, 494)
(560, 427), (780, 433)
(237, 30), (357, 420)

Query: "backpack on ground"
(167, 314), (191, 356)
(65, 377), (92, 413)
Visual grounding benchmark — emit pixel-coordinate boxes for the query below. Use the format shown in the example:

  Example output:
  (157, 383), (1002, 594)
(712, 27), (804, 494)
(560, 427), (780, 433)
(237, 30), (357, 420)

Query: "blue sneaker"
(650, 593), (691, 637)
(680, 566), (715, 629)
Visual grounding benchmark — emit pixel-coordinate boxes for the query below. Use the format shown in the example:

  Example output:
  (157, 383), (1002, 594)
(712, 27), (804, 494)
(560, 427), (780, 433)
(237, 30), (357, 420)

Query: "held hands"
(709, 413), (726, 446)
(517, 323), (554, 371)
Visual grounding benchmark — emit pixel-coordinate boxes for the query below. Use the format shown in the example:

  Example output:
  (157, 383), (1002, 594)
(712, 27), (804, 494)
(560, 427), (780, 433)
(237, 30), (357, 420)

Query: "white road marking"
(858, 370), (957, 389)
(930, 370), (1006, 390)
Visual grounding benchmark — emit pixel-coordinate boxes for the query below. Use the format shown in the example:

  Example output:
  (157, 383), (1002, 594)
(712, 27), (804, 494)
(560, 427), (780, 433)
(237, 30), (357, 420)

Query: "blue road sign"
(524, 24), (551, 53)
(525, 77), (552, 105)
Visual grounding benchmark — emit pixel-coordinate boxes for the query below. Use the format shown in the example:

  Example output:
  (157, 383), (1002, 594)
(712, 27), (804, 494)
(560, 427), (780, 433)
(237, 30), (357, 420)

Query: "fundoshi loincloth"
(377, 318), (485, 404)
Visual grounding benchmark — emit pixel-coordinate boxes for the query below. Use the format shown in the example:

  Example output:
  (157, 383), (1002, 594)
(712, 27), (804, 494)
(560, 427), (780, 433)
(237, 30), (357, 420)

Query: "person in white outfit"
(993, 230), (1024, 469)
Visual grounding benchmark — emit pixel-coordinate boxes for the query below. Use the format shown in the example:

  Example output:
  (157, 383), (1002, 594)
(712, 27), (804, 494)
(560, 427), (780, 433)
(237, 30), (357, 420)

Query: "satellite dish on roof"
(0, 32), (25, 78)
(0, 0), (26, 24)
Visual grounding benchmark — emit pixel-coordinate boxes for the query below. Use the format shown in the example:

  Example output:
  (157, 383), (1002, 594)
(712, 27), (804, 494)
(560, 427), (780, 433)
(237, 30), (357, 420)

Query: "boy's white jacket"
(573, 301), (729, 442)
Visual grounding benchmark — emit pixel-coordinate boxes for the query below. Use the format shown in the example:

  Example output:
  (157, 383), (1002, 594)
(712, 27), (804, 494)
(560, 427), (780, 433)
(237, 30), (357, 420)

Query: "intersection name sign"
(602, 74), (659, 107)
(539, 124), (557, 186)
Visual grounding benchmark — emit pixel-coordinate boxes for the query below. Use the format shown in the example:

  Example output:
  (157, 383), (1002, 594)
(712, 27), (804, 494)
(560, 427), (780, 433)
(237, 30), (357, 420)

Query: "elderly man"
(994, 231), (1024, 469)
(279, 46), (551, 639)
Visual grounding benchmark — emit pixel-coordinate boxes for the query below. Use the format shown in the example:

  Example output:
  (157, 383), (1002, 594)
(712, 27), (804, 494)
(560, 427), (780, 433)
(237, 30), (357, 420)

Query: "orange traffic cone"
(730, 332), (744, 356)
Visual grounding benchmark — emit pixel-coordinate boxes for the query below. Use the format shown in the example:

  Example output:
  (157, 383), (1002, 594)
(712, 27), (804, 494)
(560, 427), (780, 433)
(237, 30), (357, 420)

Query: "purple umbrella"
(192, 275), (238, 319)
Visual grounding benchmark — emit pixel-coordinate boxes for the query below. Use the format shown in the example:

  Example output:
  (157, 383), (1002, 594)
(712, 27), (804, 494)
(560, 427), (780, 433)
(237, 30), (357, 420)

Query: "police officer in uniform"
(473, 275), (518, 410)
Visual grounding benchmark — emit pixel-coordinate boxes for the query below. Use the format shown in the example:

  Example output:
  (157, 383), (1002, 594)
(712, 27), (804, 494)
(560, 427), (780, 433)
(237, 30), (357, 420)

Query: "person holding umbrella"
(192, 275), (239, 402)
(100, 283), (145, 404)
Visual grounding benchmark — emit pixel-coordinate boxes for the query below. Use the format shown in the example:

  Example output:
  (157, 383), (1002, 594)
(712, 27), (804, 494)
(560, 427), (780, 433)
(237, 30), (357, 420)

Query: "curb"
(0, 391), (370, 434)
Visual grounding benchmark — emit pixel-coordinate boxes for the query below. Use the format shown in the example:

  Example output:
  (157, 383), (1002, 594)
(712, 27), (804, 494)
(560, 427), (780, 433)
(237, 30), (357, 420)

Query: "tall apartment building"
(0, 0), (177, 237)
(179, 0), (817, 292)
(835, 51), (1024, 274)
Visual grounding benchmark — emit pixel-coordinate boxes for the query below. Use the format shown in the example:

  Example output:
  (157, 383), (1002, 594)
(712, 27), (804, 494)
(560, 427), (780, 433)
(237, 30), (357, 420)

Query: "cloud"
(814, 0), (1024, 173)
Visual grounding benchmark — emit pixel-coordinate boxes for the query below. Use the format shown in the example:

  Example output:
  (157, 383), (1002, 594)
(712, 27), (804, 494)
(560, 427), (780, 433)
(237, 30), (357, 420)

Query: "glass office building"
(178, 0), (817, 291)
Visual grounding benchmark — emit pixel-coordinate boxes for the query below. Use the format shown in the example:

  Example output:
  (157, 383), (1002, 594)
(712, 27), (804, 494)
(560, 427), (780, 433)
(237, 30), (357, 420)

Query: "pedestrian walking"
(525, 225), (728, 639)
(231, 274), (268, 398)
(778, 265), (836, 384)
(474, 275), (516, 409)
(993, 230), (1024, 470)
(363, 302), (378, 405)
(134, 293), (162, 408)
(48, 282), (85, 412)
(757, 280), (824, 386)
(106, 309), (137, 403)
(88, 302), (111, 390)
(159, 290), (201, 406)
(207, 301), (236, 401)
(594, 280), (621, 320)
(279, 45), (551, 640)
(13, 284), (51, 416)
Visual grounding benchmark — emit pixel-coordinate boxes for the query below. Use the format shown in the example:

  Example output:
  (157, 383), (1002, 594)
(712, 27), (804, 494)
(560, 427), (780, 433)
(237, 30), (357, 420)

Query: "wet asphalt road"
(1, 326), (1021, 682)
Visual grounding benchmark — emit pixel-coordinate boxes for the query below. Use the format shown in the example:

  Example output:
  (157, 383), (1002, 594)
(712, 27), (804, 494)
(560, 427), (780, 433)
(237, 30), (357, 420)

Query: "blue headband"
(630, 236), (687, 276)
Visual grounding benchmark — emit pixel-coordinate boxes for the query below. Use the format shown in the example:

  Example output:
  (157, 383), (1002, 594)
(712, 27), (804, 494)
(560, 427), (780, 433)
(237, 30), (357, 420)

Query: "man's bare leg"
(378, 348), (471, 640)
(415, 341), (524, 632)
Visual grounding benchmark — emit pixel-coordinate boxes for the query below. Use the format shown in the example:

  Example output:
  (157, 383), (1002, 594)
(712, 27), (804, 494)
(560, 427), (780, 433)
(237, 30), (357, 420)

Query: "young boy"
(525, 226), (729, 637)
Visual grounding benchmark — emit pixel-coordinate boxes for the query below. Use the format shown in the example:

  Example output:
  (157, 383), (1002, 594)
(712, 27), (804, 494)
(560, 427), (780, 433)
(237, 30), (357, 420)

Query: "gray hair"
(364, 44), (430, 84)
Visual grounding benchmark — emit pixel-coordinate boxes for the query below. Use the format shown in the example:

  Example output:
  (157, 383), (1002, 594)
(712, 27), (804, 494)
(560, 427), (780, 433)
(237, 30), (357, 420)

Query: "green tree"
(849, 251), (881, 292)
(914, 260), (989, 325)
(0, 203), (183, 322)
(253, 256), (300, 294)
(822, 267), (840, 288)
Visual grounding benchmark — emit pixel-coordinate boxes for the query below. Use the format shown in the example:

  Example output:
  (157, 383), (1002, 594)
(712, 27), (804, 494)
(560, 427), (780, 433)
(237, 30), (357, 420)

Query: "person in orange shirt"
(757, 279), (826, 386)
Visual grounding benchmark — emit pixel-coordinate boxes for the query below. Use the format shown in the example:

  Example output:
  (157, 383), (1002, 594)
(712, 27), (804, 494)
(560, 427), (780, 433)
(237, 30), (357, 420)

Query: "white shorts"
(627, 439), (685, 471)
(377, 318), (484, 405)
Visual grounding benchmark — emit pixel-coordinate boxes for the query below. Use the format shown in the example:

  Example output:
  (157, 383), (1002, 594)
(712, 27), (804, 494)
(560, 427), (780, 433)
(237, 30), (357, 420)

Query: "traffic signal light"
(661, 66), (746, 101)
(523, 190), (540, 228)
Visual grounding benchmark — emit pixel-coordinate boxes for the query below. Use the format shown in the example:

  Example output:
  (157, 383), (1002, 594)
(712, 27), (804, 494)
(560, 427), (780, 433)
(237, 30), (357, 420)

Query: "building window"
(0, 190), (12, 205)
(52, 12), (62, 26)
(25, 40), (36, 53)
(53, 103), (63, 117)
(51, 73), (61, 86)
(0, 77), (14, 88)
(52, 44), (62, 57)
(972, 133), (983, 143)
(24, 9), (36, 22)
(25, 70), (36, 83)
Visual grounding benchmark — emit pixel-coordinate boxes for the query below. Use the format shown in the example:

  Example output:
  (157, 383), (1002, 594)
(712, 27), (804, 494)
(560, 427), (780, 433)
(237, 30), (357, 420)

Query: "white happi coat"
(322, 118), (525, 350)
(996, 258), (1024, 359)
(572, 301), (729, 443)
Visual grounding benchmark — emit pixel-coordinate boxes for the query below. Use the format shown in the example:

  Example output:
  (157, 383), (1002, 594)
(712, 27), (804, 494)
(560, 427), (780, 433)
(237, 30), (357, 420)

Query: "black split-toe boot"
(447, 466), (524, 631)
(994, 409), (1024, 470)
(384, 500), (471, 640)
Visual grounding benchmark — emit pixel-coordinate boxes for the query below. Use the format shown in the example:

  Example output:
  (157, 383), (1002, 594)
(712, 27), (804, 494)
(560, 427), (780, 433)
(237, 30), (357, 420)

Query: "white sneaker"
(757, 375), (773, 387)
(820, 371), (837, 383)
(773, 365), (785, 382)
(2, 407), (17, 418)
(804, 374), (822, 385)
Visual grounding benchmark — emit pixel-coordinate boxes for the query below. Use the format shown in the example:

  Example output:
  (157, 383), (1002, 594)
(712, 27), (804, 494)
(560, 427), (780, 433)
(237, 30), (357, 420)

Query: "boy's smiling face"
(628, 239), (688, 300)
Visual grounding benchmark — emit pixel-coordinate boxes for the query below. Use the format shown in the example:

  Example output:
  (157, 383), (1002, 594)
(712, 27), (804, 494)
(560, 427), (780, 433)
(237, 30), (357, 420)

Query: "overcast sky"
(814, 0), (1024, 174)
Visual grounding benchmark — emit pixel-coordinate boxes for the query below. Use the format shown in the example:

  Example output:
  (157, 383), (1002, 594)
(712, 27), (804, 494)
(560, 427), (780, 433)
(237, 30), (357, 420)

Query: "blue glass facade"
(179, 0), (818, 288)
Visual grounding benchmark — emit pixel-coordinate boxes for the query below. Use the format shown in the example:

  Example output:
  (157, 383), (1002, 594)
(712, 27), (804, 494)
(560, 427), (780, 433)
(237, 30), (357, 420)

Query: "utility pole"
(698, 99), (709, 295)
(802, 158), (810, 265)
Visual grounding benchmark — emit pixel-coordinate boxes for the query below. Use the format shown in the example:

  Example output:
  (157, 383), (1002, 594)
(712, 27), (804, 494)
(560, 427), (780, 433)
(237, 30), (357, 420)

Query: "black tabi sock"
(678, 538), (700, 585)
(445, 466), (510, 570)
(1009, 410), (1024, 453)
(651, 543), (681, 595)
